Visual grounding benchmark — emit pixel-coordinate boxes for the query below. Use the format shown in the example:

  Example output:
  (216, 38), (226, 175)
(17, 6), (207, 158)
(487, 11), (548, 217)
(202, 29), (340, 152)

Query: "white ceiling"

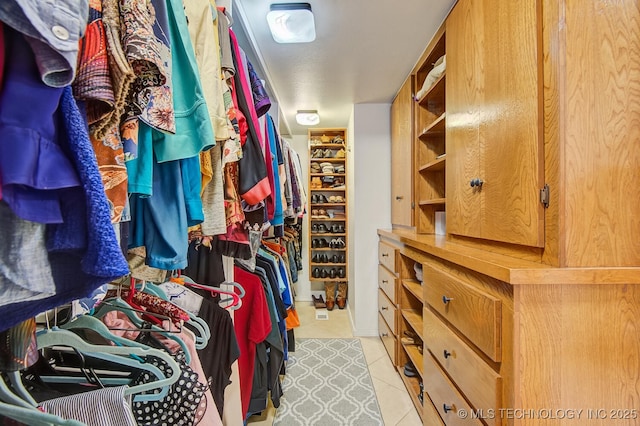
(232, 0), (456, 136)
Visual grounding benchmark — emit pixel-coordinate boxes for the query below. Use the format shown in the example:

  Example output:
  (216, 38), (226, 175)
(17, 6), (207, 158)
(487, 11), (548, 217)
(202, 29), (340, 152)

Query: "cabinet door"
(479, 0), (544, 247)
(390, 77), (414, 227)
(446, 0), (544, 247)
(445, 0), (483, 238)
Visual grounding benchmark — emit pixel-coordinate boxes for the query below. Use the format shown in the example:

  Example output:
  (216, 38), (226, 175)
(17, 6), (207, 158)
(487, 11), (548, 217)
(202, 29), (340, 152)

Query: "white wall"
(349, 103), (392, 336)
(287, 134), (312, 302)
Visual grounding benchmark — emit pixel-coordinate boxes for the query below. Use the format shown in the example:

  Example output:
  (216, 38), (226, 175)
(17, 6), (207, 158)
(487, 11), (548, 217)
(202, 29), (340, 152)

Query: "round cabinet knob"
(442, 295), (453, 304)
(381, 280), (388, 284)
(382, 253), (389, 257)
(443, 349), (452, 359)
(443, 404), (454, 414)
(395, 196), (404, 200)
(381, 332), (388, 337)
(381, 306), (389, 311)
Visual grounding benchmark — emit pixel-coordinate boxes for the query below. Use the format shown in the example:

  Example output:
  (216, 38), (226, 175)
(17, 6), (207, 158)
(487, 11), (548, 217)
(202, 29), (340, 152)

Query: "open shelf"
(418, 157), (446, 173)
(403, 279), (424, 303)
(403, 344), (424, 378)
(310, 173), (347, 177)
(417, 73), (446, 113)
(418, 113), (446, 139)
(309, 143), (346, 149)
(402, 309), (424, 338)
(309, 158), (346, 162)
(397, 366), (424, 421)
(418, 198), (446, 206)
(309, 278), (349, 282)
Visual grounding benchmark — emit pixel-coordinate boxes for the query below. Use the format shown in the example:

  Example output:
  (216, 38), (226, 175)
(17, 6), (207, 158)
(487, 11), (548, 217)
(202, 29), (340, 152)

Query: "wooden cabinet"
(414, 27), (447, 235)
(390, 77), (414, 228)
(377, 240), (400, 365)
(445, 0), (544, 248)
(381, 0), (640, 425)
(308, 129), (348, 285)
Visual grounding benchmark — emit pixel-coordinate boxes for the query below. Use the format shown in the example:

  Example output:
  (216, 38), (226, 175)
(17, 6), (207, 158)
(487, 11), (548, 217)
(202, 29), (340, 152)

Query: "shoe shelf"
(402, 309), (424, 336)
(396, 367), (425, 421)
(309, 157), (346, 162)
(309, 128), (349, 309)
(403, 344), (424, 378)
(309, 143), (346, 149)
(416, 72), (446, 113)
(310, 278), (348, 282)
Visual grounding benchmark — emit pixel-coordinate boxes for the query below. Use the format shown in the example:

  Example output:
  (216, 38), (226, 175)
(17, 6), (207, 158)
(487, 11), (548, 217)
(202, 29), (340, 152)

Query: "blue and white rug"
(273, 338), (384, 426)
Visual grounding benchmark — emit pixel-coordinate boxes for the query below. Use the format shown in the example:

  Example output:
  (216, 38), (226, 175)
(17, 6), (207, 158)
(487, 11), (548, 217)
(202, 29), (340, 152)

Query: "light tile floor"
(247, 303), (422, 426)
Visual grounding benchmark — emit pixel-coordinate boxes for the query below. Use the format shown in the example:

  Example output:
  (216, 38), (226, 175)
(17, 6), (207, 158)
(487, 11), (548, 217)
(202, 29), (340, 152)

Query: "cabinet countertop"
(378, 229), (640, 286)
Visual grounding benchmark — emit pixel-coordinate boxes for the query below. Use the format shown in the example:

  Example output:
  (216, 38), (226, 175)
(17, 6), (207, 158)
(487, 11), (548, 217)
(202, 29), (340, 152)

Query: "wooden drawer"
(424, 352), (484, 426)
(378, 241), (397, 272)
(378, 313), (396, 365)
(378, 264), (397, 303)
(378, 288), (397, 334)
(423, 263), (502, 361)
(424, 308), (502, 424)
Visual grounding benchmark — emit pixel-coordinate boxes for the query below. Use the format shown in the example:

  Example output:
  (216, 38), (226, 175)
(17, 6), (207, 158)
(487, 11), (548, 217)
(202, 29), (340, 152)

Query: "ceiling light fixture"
(267, 3), (316, 43)
(296, 110), (320, 126)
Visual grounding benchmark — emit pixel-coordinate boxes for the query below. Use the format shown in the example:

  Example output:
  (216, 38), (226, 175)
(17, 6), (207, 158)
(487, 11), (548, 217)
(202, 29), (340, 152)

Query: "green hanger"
(0, 400), (85, 426)
(36, 327), (180, 402)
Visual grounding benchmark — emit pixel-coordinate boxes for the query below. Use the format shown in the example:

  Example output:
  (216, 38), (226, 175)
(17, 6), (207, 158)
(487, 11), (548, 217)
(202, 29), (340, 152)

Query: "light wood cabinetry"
(390, 77), (414, 227)
(413, 27), (447, 234)
(377, 240), (400, 365)
(308, 129), (348, 284)
(446, 0), (544, 248)
(380, 0), (640, 424)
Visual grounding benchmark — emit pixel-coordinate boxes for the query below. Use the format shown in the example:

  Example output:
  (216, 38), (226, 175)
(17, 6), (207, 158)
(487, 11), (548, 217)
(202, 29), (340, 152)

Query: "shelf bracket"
(540, 184), (550, 208)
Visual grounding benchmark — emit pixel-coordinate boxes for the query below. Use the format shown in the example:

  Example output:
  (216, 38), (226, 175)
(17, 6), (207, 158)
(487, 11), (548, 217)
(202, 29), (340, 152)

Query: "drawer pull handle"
(443, 349), (452, 359)
(442, 295), (454, 304)
(381, 332), (388, 337)
(395, 195), (404, 200)
(382, 253), (389, 257)
(443, 404), (454, 414)
(381, 306), (389, 311)
(381, 280), (388, 284)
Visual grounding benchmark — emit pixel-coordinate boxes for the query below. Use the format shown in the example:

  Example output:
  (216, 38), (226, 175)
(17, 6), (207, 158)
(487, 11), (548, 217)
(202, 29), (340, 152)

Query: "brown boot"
(336, 282), (348, 309)
(324, 282), (337, 311)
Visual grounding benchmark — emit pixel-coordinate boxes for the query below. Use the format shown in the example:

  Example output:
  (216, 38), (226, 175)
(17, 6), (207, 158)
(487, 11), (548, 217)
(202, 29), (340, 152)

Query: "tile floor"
(247, 302), (422, 426)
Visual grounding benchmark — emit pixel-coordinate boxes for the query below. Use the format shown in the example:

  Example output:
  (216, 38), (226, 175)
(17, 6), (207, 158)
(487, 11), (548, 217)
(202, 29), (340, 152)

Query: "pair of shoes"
(312, 238), (328, 248)
(312, 268), (321, 278)
(418, 382), (424, 405)
(310, 177), (322, 189)
(331, 136), (344, 145)
(312, 294), (326, 309)
(329, 224), (345, 233)
(403, 362), (418, 377)
(328, 195), (345, 203)
(312, 224), (328, 234)
(329, 238), (345, 248)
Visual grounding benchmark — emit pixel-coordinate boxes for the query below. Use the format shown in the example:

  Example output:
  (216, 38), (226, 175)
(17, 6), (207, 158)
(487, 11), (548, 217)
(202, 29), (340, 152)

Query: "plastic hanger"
(36, 327), (180, 402)
(170, 275), (243, 310)
(0, 400), (85, 426)
(138, 281), (210, 349)
(91, 297), (191, 363)
(6, 371), (38, 406)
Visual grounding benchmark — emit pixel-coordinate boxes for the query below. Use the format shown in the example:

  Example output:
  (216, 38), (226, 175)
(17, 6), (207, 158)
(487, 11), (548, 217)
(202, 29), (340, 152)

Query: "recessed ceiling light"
(296, 110), (320, 126)
(267, 3), (316, 43)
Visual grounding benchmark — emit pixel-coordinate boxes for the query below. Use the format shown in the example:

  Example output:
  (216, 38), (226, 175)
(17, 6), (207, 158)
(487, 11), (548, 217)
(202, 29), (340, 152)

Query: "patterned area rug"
(273, 338), (384, 426)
